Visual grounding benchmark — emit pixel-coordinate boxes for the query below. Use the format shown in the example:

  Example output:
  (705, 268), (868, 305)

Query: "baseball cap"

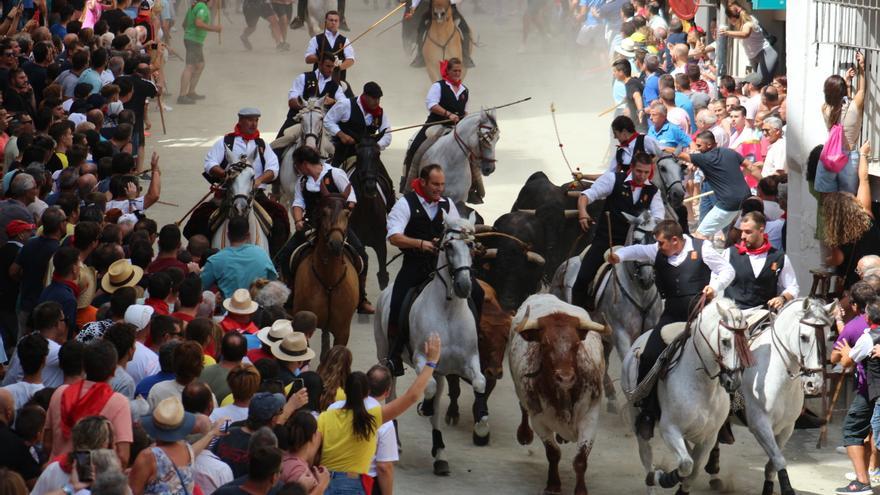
(124, 304), (154, 331)
(248, 392), (285, 423)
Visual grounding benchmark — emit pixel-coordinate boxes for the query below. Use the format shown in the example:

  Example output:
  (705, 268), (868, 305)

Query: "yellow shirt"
(317, 405), (382, 473)
(203, 354), (216, 367)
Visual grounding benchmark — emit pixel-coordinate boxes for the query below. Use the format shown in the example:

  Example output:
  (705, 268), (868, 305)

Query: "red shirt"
(145, 298), (170, 316)
(247, 347), (273, 363)
(170, 311), (195, 323)
(146, 256), (188, 275)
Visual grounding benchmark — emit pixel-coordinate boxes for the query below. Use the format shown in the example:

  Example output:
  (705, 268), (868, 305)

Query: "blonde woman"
(718, 0), (777, 87)
(316, 346), (352, 411)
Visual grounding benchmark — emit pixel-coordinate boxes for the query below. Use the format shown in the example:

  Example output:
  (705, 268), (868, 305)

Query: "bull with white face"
(508, 294), (607, 495)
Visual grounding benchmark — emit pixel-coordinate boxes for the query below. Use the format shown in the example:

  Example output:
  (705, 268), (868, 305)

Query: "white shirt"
(126, 341), (160, 386)
(203, 135), (280, 189)
(581, 170), (665, 221)
(193, 450), (234, 495)
(615, 235), (735, 294)
(292, 163), (357, 209)
(325, 97), (392, 150)
(100, 69), (115, 86)
(425, 80), (468, 112)
(209, 404), (248, 424)
(1, 381), (44, 411)
(148, 379), (185, 411)
(763, 200), (783, 221)
(766, 219), (784, 250)
(105, 197), (145, 213)
(411, 0), (459, 7)
(744, 93), (761, 120)
(30, 461), (70, 495)
(722, 248), (798, 301)
(386, 194), (461, 239)
(288, 70), (346, 103)
(327, 397), (398, 477)
(606, 134), (663, 172)
(850, 329), (878, 363)
(2, 338), (62, 388)
(710, 124), (730, 149)
(761, 137), (786, 177)
(728, 125), (752, 152)
(305, 29), (355, 63)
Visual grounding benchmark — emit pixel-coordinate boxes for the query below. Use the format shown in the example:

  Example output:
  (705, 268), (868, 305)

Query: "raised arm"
(380, 334), (441, 422)
(857, 142), (873, 219)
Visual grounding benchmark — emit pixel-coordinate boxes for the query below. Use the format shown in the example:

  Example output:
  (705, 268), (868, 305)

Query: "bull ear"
(519, 328), (540, 343)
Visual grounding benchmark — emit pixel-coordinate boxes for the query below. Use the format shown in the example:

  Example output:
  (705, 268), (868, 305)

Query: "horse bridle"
(299, 107), (325, 149)
(432, 227), (475, 301)
(769, 311), (828, 378)
(689, 297), (749, 380)
(453, 117), (498, 172)
(655, 159), (684, 215)
(225, 162), (255, 215)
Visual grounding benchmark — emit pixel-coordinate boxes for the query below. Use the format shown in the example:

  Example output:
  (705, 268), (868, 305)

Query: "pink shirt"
(666, 107), (691, 134)
(280, 453), (319, 491)
(45, 381), (133, 458)
(82, 1), (103, 29)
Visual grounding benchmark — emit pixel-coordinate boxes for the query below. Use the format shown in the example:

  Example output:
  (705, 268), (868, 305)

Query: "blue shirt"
(201, 244), (277, 299)
(643, 74), (660, 105)
(135, 371), (175, 399)
(674, 92), (696, 133)
(648, 121), (692, 150)
(77, 68), (103, 94)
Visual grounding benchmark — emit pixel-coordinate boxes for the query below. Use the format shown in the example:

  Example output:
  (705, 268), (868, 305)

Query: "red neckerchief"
(232, 123), (260, 142)
(60, 380), (114, 438)
(145, 298), (169, 315)
(359, 95), (382, 119)
(625, 178), (645, 191)
(411, 178), (437, 204)
(618, 133), (638, 148)
(220, 316), (259, 335)
(440, 60), (462, 92)
(736, 234), (771, 255)
(53, 275), (81, 299)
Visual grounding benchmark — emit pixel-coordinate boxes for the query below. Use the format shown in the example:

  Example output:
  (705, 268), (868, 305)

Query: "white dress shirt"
(615, 235), (735, 294)
(292, 163), (357, 209)
(386, 194), (461, 239)
(324, 97), (392, 149)
(722, 248), (799, 301)
(203, 135), (280, 189)
(728, 125), (752, 151)
(305, 29), (355, 62)
(581, 170), (665, 221)
(761, 137), (786, 177)
(288, 70), (346, 103)
(606, 134), (663, 172)
(425, 80), (468, 112)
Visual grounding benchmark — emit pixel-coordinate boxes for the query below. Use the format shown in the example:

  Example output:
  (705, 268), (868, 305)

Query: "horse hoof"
(433, 460), (450, 476)
(445, 407), (460, 426)
(473, 430), (490, 446)
(418, 400), (435, 417)
(516, 424), (534, 446)
(709, 478), (724, 491)
(674, 488), (689, 495)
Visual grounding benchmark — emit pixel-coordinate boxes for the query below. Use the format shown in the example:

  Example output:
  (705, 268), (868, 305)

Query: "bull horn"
(513, 306), (532, 333)
(526, 251), (545, 266)
(474, 224), (494, 233)
(566, 190), (583, 198)
(481, 248), (498, 259)
(518, 209), (536, 215)
(579, 317), (607, 333)
(564, 210), (580, 219)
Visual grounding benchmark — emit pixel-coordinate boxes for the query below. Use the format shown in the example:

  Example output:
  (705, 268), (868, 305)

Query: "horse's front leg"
(472, 377), (495, 446)
(445, 374), (461, 426)
(429, 375), (450, 476)
(656, 424), (692, 490)
(748, 410), (790, 495)
(682, 437), (716, 495)
(376, 240), (389, 290)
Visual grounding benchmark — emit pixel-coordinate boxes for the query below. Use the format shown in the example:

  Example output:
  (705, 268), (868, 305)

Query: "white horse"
(621, 297), (747, 494)
(374, 216), (486, 476)
(274, 98), (335, 207)
(211, 149), (270, 253)
(405, 109), (500, 205)
(736, 298), (834, 495)
(305, 0), (332, 36)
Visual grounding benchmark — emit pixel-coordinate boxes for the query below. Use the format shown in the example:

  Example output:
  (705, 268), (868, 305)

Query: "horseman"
(286, 146), (375, 314)
(290, 0), (349, 31)
(724, 211), (798, 310)
(407, 0), (475, 68)
(324, 81), (391, 168)
(304, 10), (354, 92)
(277, 52), (346, 138)
(577, 116), (662, 182)
(402, 57), (468, 191)
(384, 164), (484, 376)
(608, 219), (734, 440)
(185, 108), (289, 254)
(572, 153), (663, 311)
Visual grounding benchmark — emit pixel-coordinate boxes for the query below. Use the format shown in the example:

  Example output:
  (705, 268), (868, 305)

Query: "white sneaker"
(163, 104), (173, 112)
(845, 469), (880, 481)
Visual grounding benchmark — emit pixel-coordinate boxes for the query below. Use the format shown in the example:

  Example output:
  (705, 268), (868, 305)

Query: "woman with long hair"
(718, 0), (778, 87)
(317, 334), (442, 494)
(279, 411), (330, 494)
(316, 346), (352, 411)
(818, 51), (866, 195)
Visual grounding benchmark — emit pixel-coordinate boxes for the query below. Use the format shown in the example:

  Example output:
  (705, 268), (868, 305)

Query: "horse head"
(784, 298), (834, 394)
(354, 131), (383, 198)
(702, 298), (748, 393)
(655, 155), (686, 208)
(298, 98), (326, 150)
(225, 146), (259, 218)
(317, 182), (352, 256)
(431, 0), (452, 22)
(621, 210), (657, 290)
(440, 216), (475, 299)
(476, 109), (500, 176)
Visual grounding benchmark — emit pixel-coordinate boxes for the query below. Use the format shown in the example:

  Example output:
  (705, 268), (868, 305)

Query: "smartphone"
(73, 450), (93, 482)
(292, 378), (305, 393)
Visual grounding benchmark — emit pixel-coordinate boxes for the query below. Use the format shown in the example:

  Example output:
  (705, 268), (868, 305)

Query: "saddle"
(582, 246), (618, 311)
(287, 234), (365, 281)
(270, 123), (302, 152)
(625, 326), (691, 405)
(404, 126), (453, 187)
(341, 158), (397, 214)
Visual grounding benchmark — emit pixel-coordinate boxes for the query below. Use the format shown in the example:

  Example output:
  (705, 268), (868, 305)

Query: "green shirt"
(184, 1), (211, 44)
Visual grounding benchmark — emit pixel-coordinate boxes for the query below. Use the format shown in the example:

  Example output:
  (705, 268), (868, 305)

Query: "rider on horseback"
(290, 0), (349, 31)
(572, 153), (663, 311)
(285, 146), (375, 314)
(324, 81), (391, 168)
(278, 52), (346, 138)
(608, 220), (734, 440)
(304, 10), (355, 90)
(407, 0), (475, 68)
(401, 57), (467, 192)
(384, 164), (484, 376)
(184, 108), (290, 254)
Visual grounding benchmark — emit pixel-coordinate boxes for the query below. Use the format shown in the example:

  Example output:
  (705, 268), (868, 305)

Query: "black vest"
(402, 191), (449, 260)
(300, 170), (340, 221)
(654, 238), (712, 299)
(616, 134), (650, 173)
(313, 32), (348, 80)
(209, 134), (267, 183)
(725, 247), (785, 309)
(598, 172), (658, 245)
(867, 328), (880, 401)
(338, 97), (383, 139)
(426, 81), (468, 124)
(303, 71), (340, 102)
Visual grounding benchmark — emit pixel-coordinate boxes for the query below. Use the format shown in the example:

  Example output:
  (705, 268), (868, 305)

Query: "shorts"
(243, 0), (276, 28)
(695, 203), (738, 237)
(271, 2), (292, 19)
(871, 400), (880, 449)
(843, 393), (874, 447)
(184, 39), (205, 65)
(815, 149), (859, 194)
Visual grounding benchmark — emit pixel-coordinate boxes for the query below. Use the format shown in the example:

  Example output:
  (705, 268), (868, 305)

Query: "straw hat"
(76, 263), (97, 309)
(270, 332), (316, 362)
(615, 38), (637, 58)
(257, 319), (293, 347)
(140, 397), (196, 442)
(222, 289), (259, 315)
(101, 259), (144, 294)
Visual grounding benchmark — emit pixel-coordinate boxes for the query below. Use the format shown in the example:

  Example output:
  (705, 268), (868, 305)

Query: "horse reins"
(689, 297), (750, 379)
(453, 119), (498, 173)
(768, 309), (828, 378)
(430, 227), (474, 301)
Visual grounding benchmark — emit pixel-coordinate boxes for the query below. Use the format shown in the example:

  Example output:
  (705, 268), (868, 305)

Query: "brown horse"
(423, 0), (464, 82)
(291, 186), (359, 359)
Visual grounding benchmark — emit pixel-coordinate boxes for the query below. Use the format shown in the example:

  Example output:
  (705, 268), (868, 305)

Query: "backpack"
(820, 103), (850, 173)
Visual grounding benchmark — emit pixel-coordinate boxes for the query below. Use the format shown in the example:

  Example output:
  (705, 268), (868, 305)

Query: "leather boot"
(357, 273), (375, 314)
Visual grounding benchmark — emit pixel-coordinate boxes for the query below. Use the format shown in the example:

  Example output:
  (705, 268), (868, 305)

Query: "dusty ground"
(147, 1), (851, 493)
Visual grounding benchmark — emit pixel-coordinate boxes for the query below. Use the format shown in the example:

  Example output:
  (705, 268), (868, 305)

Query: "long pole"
(384, 97), (532, 134)
(157, 93), (167, 135)
(597, 100), (625, 118)
(550, 102), (574, 176)
(333, 2), (407, 55)
(176, 188), (215, 226)
(606, 211), (618, 304)
(683, 190), (715, 204)
(217, 0), (222, 45)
